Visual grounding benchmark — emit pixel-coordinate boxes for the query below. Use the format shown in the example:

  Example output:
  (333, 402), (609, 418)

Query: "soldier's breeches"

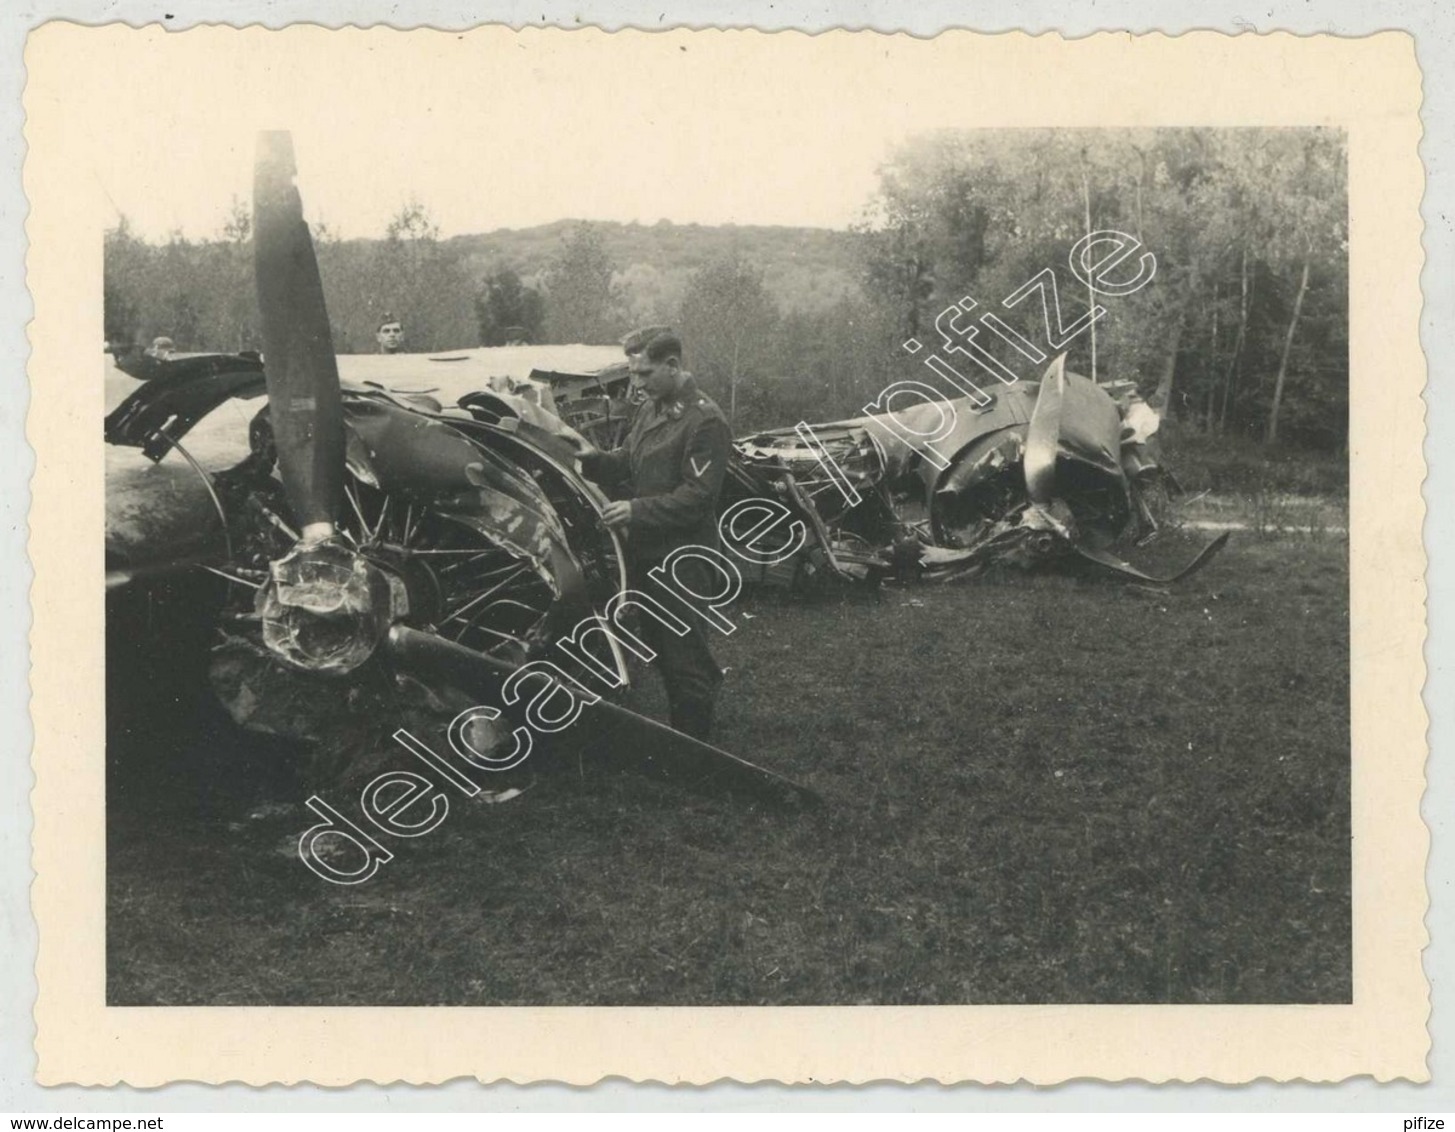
(650, 615), (722, 740)
(632, 557), (724, 740)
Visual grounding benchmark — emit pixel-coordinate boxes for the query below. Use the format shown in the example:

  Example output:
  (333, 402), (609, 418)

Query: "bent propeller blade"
(1073, 531), (1231, 584)
(384, 625), (821, 809)
(1023, 353), (1066, 505)
(254, 130), (345, 532)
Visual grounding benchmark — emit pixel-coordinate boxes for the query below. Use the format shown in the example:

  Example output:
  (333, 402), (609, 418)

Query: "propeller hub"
(258, 538), (406, 675)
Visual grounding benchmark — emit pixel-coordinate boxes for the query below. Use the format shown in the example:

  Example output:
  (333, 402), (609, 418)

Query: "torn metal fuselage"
(727, 355), (1226, 585)
(104, 347), (820, 808)
(105, 344), (1223, 774)
(105, 352), (627, 745)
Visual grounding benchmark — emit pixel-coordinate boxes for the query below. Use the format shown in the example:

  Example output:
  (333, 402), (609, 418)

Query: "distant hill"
(447, 219), (867, 317)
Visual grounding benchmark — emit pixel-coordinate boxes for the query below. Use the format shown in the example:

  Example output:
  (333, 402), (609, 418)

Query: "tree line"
(105, 127), (1346, 448)
(855, 127), (1347, 448)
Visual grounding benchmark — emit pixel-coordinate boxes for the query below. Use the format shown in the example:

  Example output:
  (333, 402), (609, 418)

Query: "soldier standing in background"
(376, 314), (405, 354)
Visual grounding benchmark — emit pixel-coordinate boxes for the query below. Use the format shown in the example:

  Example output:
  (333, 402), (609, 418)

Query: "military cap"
(621, 325), (676, 356)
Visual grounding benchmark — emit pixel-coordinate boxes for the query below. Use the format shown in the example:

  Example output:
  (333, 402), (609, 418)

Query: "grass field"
(106, 526), (1350, 1006)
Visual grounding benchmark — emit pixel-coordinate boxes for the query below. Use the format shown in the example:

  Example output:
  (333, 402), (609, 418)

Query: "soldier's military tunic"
(581, 375), (733, 739)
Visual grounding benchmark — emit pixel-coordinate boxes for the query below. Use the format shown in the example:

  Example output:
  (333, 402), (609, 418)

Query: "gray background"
(2, 0), (1448, 1112)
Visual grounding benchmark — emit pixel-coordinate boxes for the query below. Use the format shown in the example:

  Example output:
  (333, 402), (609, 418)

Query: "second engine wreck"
(554, 353), (1228, 590)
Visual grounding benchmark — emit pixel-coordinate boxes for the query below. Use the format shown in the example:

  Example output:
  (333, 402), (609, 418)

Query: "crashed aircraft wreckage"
(106, 132), (815, 807)
(727, 356), (1229, 588)
(105, 132), (1225, 803)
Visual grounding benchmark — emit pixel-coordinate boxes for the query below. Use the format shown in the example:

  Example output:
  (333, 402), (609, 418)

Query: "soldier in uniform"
(577, 329), (733, 741)
(376, 314), (405, 354)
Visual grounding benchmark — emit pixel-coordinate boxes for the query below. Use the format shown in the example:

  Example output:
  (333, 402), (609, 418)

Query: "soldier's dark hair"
(641, 331), (683, 365)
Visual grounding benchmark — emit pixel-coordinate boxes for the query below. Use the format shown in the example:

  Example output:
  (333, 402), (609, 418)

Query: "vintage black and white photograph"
(96, 54), (1356, 1011)
(24, 23), (1431, 1086)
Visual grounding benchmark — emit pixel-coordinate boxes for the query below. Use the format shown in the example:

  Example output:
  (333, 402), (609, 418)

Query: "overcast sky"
(62, 26), (1336, 243)
(75, 26), (960, 241)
